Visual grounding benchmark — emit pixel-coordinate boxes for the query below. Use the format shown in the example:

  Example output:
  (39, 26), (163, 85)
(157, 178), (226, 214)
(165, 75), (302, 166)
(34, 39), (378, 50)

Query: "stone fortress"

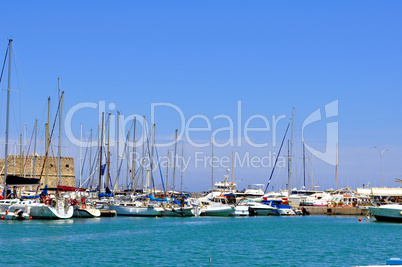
(0, 154), (76, 187)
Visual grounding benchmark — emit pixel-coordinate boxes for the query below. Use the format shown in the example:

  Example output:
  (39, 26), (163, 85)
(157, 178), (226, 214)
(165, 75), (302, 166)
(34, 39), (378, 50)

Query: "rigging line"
(80, 130), (88, 180)
(22, 123), (36, 173)
(154, 144), (167, 198)
(116, 120), (134, 181)
(50, 143), (58, 174)
(87, 146), (99, 188)
(264, 120), (291, 194)
(144, 128), (153, 193)
(0, 45), (8, 85)
(0, 46), (8, 138)
(35, 92), (62, 193)
(80, 142), (88, 181)
(133, 137), (150, 192)
(12, 47), (23, 135)
(115, 132), (130, 186)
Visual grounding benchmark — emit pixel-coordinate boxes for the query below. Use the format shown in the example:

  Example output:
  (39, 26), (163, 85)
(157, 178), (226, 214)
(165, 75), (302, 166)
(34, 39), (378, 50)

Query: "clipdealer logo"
(302, 100), (338, 166)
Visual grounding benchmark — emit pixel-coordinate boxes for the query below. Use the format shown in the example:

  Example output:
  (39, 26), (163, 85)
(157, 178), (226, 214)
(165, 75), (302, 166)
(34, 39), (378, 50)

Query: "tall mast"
(20, 134), (22, 176)
(149, 124), (155, 193)
(98, 112), (104, 199)
(335, 143), (338, 190)
(132, 117), (136, 192)
(126, 132), (129, 189)
(4, 39), (12, 190)
(172, 129), (178, 194)
(287, 139), (290, 190)
(166, 149), (169, 195)
(33, 119), (37, 178)
(141, 116), (145, 191)
(23, 124), (26, 177)
(211, 144), (214, 192)
(180, 140), (184, 193)
(288, 107), (295, 196)
(97, 125), (100, 189)
(231, 151), (234, 186)
(57, 78), (63, 186)
(89, 128), (92, 185)
(116, 111), (120, 190)
(106, 113), (111, 190)
(310, 152), (313, 190)
(79, 123), (83, 187)
(303, 143), (306, 189)
(45, 97), (50, 187)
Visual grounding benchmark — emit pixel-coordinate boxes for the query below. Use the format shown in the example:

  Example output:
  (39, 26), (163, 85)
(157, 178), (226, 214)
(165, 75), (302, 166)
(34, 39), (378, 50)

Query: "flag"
(100, 164), (106, 175)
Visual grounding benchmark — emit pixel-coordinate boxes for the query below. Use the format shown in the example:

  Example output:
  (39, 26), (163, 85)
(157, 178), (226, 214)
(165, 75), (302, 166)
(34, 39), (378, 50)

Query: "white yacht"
(236, 199), (277, 216)
(235, 184), (265, 198)
(29, 196), (74, 219)
(234, 205), (249, 216)
(199, 196), (233, 216)
(109, 201), (162, 217)
(213, 169), (237, 194)
(368, 203), (402, 222)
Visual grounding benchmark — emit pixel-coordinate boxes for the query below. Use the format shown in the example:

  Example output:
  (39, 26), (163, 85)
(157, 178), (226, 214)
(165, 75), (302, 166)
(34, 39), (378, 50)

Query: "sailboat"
(108, 124), (163, 217)
(1, 42), (74, 219)
(0, 40), (42, 212)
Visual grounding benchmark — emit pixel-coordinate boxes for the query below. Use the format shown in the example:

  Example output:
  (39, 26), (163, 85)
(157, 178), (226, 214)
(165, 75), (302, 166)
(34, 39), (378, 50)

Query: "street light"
(374, 146), (388, 187)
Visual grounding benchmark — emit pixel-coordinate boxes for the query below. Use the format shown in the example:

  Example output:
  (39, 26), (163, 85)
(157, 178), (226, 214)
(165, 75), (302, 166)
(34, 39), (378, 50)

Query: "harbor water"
(0, 216), (400, 266)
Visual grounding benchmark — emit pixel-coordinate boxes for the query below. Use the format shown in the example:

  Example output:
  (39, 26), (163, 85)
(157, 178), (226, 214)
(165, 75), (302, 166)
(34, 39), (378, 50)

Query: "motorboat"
(0, 203), (31, 220)
(235, 184), (265, 198)
(304, 192), (332, 206)
(156, 203), (197, 217)
(234, 205), (249, 216)
(0, 199), (22, 212)
(368, 203), (402, 222)
(199, 196), (233, 216)
(236, 199), (277, 216)
(213, 169), (237, 194)
(261, 199), (296, 216)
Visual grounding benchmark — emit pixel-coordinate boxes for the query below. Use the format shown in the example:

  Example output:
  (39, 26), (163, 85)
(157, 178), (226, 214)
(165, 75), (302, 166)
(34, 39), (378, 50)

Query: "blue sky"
(0, 1), (401, 191)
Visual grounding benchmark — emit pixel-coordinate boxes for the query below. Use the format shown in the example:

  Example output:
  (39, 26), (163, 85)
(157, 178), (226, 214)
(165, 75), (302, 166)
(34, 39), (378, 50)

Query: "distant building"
(0, 154), (76, 187)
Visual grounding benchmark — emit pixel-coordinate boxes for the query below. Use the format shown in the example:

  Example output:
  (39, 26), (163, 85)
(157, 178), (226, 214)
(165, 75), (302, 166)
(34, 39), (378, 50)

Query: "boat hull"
(73, 207), (101, 218)
(234, 206), (249, 216)
(160, 207), (196, 217)
(109, 205), (162, 217)
(29, 204), (74, 219)
(248, 207), (275, 216)
(200, 206), (233, 216)
(369, 204), (402, 222)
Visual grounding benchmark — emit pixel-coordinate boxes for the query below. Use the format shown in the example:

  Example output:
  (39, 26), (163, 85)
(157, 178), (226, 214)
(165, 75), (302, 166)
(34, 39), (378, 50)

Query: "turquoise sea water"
(0, 216), (400, 266)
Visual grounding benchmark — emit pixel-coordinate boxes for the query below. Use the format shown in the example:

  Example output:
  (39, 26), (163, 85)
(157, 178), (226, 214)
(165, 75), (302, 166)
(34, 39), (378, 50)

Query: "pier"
(292, 205), (369, 216)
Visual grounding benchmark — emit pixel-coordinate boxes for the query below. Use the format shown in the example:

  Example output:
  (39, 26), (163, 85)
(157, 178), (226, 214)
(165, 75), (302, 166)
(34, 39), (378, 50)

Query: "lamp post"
(374, 146), (388, 187)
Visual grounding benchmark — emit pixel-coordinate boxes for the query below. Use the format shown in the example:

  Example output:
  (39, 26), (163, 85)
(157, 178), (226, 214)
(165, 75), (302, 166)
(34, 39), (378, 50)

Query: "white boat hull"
(29, 204), (74, 219)
(0, 204), (31, 220)
(234, 206), (249, 216)
(275, 208), (296, 216)
(109, 204), (162, 217)
(248, 206), (276, 216)
(73, 207), (101, 218)
(369, 204), (402, 222)
(200, 206), (233, 216)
